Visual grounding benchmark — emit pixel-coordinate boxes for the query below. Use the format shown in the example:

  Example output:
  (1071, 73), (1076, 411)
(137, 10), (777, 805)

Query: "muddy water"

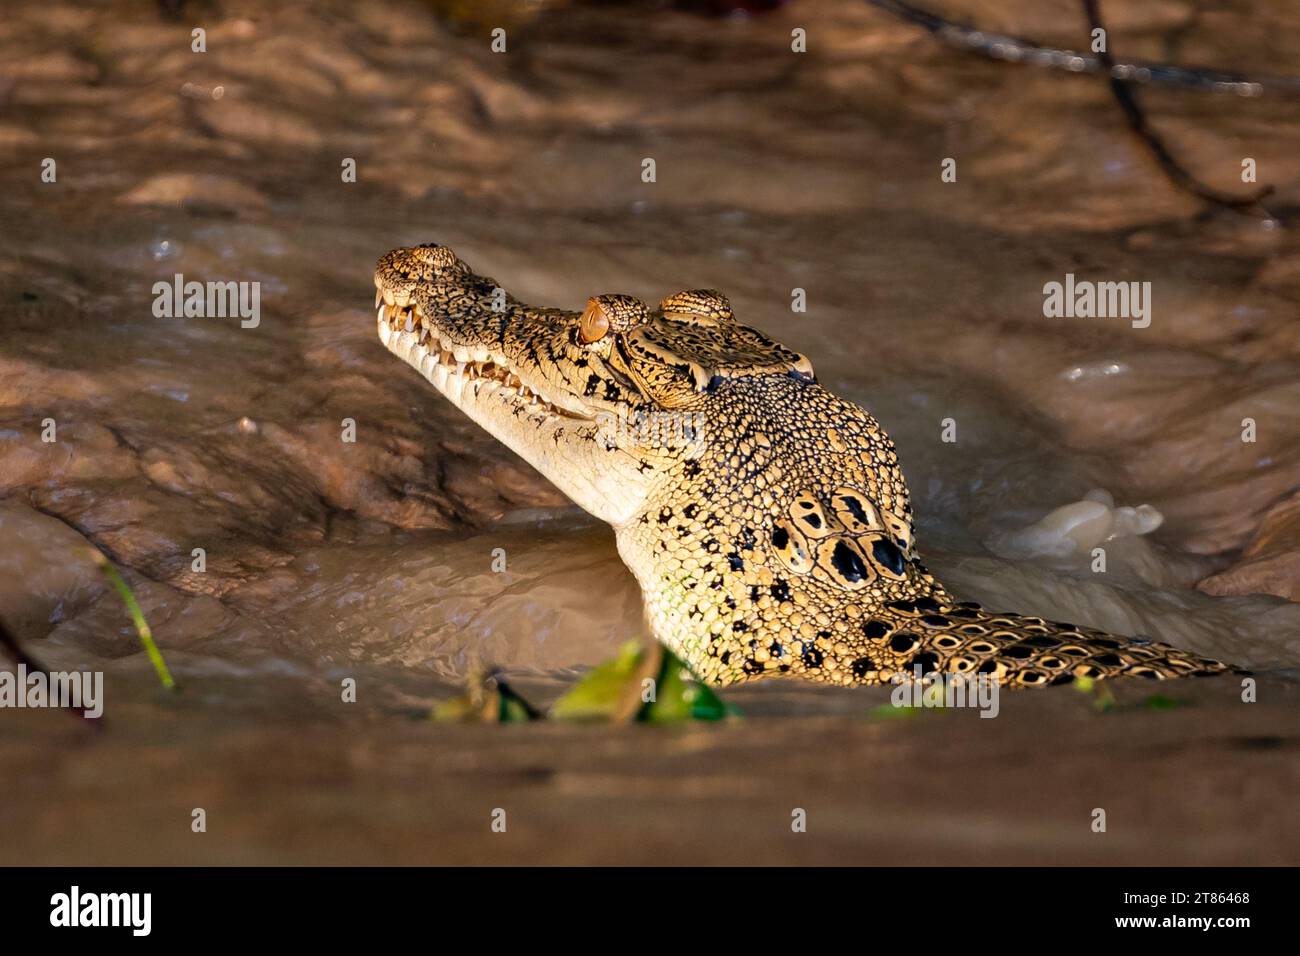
(1, 0), (1299, 864)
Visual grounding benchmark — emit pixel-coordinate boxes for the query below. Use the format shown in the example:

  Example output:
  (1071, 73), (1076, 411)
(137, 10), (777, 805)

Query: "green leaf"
(431, 672), (540, 723)
(868, 703), (923, 720)
(550, 644), (738, 723)
(1072, 674), (1118, 712)
(1142, 694), (1189, 711)
(638, 649), (734, 722)
(550, 642), (649, 722)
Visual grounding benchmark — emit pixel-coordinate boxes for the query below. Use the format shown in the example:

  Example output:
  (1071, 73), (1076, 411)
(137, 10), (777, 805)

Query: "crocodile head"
(375, 243), (815, 528)
(375, 243), (1230, 687)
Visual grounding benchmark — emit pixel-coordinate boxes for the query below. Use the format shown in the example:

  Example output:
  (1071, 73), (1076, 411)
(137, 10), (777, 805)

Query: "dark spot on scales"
(911, 652), (940, 675)
(830, 540), (867, 582)
(839, 495), (869, 525)
(862, 620), (890, 640)
(889, 632), (918, 653)
(871, 538), (906, 576)
(1021, 634), (1061, 648)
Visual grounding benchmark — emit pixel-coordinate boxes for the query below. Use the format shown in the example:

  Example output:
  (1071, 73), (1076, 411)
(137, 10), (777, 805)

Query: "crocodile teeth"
(404, 313), (414, 333)
(377, 304), (386, 323)
(455, 361), (466, 378)
(375, 290), (384, 308)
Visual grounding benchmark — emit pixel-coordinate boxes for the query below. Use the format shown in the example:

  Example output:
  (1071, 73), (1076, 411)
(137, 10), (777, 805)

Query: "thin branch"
(867, 0), (1282, 216)
(866, 0), (1300, 97)
(1082, 0), (1273, 213)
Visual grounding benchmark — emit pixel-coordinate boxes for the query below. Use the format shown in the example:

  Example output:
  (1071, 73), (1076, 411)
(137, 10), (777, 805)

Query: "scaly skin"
(374, 243), (1230, 687)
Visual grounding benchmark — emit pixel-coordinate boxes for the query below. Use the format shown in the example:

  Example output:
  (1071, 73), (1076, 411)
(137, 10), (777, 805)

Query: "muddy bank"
(1, 673), (1295, 866)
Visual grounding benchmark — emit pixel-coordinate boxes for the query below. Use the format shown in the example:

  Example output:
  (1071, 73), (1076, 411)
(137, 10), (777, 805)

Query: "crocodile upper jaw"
(376, 304), (654, 527)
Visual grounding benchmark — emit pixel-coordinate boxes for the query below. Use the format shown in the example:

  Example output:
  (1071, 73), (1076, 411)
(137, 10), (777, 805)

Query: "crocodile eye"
(579, 299), (610, 343)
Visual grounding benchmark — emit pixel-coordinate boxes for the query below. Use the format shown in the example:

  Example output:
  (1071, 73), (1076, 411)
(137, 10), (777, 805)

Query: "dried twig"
(1081, 0), (1273, 213)
(866, 0), (1300, 96)
(867, 0), (1284, 216)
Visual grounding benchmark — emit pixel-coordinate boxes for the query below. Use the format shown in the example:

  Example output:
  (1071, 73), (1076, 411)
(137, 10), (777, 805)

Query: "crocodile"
(373, 243), (1230, 688)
